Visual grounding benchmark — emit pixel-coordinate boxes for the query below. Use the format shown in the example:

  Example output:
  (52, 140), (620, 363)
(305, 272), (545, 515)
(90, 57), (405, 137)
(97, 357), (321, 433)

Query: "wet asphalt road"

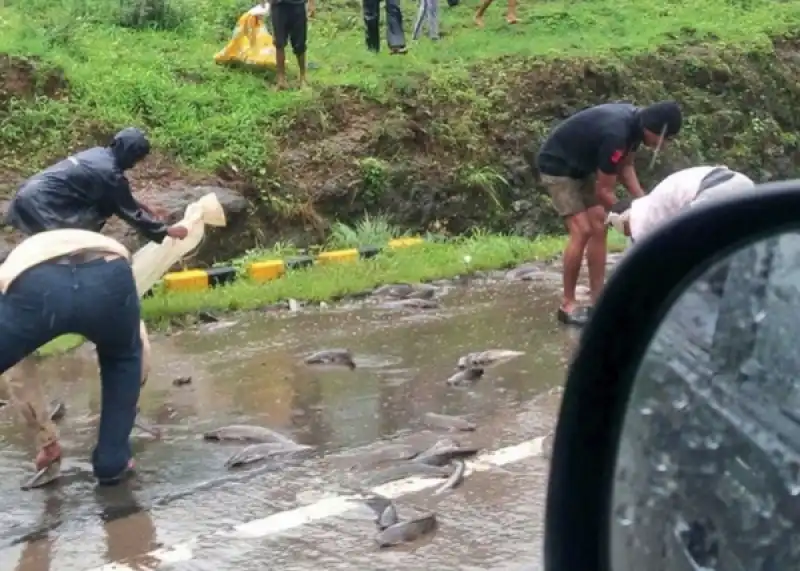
(0, 265), (599, 571)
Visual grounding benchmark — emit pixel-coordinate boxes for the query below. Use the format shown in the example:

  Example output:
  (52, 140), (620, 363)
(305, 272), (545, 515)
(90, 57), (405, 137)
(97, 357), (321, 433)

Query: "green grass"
(1, 0), (797, 174)
(35, 229), (627, 356)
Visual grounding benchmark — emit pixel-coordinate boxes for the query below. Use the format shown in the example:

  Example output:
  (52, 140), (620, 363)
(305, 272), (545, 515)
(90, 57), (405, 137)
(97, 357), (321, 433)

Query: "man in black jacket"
(536, 101), (683, 327)
(5, 127), (188, 243)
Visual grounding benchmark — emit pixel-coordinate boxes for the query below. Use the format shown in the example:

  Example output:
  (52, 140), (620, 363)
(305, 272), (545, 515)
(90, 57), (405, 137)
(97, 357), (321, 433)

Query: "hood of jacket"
(110, 127), (151, 171)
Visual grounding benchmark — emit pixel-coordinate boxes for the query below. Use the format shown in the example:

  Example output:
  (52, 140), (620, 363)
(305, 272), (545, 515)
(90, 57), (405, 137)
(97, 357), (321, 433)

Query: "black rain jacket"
(5, 127), (169, 243)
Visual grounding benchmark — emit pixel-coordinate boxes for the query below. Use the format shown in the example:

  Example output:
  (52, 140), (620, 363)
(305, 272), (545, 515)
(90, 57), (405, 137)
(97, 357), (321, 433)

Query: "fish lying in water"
(457, 349), (525, 369)
(224, 441), (313, 469)
(303, 349), (356, 369)
(372, 283), (437, 300)
(446, 368), (484, 387)
(172, 376), (192, 386)
(504, 263), (541, 281)
(365, 462), (452, 486)
(49, 400), (66, 422)
(203, 424), (297, 444)
(380, 298), (439, 310)
(434, 459), (467, 495)
(375, 512), (438, 548)
(412, 438), (479, 467)
(423, 412), (476, 432)
(21, 460), (61, 491)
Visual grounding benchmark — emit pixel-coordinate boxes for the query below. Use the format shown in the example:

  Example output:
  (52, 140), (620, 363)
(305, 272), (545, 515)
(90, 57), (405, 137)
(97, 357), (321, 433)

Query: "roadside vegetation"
(36, 224), (627, 356)
(0, 0), (796, 176)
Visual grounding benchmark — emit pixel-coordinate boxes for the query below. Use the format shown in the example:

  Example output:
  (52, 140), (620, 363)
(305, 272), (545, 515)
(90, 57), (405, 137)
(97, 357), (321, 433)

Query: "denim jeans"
(0, 257), (142, 482)
(363, 0), (406, 51)
(412, 0), (439, 40)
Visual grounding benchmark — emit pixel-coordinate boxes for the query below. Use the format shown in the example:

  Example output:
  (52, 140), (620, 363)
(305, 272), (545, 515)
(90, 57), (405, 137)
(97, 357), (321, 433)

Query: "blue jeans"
(0, 257), (142, 482)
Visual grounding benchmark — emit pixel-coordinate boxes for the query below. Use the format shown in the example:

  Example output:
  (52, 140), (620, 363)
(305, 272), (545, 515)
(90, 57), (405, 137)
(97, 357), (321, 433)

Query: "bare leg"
(275, 48), (288, 90)
(475, 0), (493, 27)
(585, 205), (608, 305)
(297, 53), (307, 87)
(562, 212), (592, 312)
(506, 0), (517, 23)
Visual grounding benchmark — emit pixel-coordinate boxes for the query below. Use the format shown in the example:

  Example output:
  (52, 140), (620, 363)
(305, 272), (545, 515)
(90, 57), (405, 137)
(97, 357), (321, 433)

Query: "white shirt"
(0, 229), (130, 293)
(629, 166), (722, 242)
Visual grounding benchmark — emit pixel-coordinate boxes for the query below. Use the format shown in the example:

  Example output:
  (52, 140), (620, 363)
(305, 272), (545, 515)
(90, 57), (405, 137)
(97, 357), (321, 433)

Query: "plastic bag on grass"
(214, 6), (277, 69)
(131, 192), (227, 297)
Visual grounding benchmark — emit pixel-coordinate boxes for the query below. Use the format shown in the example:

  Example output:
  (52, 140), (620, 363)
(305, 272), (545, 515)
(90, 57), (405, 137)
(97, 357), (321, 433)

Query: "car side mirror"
(544, 179), (800, 571)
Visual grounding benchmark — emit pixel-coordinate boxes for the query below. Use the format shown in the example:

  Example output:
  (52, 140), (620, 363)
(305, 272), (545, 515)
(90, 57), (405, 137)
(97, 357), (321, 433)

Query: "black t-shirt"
(537, 103), (643, 179)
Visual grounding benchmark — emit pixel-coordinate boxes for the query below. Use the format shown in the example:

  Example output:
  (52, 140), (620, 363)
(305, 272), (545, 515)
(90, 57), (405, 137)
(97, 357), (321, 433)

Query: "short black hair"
(640, 101), (682, 138)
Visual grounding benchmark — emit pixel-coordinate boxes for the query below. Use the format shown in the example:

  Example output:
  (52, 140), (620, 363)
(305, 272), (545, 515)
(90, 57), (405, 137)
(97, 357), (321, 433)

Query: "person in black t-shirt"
(535, 101), (682, 327)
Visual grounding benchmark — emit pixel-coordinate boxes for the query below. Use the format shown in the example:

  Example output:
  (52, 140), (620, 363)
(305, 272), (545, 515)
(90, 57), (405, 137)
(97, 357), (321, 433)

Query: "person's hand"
(35, 441), (62, 471)
(166, 225), (188, 240)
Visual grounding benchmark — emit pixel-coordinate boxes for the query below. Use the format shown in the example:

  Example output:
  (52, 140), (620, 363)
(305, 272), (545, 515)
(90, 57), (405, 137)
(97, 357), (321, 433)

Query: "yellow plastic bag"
(214, 6), (277, 69)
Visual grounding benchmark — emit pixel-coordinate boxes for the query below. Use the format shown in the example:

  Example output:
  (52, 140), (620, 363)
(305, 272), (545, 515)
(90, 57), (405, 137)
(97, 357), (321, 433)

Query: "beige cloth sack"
(132, 192), (227, 296)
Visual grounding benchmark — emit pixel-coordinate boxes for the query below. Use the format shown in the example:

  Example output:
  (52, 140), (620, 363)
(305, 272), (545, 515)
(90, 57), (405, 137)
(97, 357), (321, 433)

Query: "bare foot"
(299, 79), (310, 89)
(474, 14), (485, 27)
(276, 79), (288, 90)
(506, 14), (518, 23)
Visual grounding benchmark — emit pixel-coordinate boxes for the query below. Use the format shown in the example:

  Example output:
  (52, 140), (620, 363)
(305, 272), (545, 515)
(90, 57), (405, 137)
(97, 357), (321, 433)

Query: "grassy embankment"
(1, 0), (797, 179)
(37, 221), (627, 355)
(5, 0), (799, 356)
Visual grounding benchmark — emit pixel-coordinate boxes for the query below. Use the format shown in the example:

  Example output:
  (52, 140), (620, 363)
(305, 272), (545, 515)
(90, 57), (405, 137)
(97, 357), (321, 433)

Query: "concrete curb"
(160, 237), (425, 293)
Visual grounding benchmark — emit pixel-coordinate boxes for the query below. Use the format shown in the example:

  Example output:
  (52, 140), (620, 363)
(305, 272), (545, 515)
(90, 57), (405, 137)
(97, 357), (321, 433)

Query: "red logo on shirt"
(610, 149), (625, 164)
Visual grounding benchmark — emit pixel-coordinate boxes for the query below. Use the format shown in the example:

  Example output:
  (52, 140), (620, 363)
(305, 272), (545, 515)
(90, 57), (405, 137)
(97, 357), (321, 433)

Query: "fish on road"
(423, 412), (476, 432)
(303, 349), (357, 369)
(456, 349), (525, 369)
(412, 439), (479, 467)
(446, 368), (484, 387)
(225, 441), (313, 468)
(375, 513), (438, 548)
(372, 283), (438, 300)
(433, 459), (467, 495)
(203, 424), (297, 444)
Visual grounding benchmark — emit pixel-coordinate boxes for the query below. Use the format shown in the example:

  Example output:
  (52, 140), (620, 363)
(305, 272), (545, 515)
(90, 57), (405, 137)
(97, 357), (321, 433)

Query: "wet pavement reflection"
(0, 273), (590, 571)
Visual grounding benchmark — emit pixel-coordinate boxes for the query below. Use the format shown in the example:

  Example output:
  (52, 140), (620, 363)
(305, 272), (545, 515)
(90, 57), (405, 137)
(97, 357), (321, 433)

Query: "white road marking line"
(85, 436), (547, 571)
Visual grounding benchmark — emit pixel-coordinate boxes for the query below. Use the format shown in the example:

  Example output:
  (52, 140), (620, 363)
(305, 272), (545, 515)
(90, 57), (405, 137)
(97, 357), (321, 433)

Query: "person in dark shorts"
(535, 101), (683, 326)
(270, 0), (309, 89)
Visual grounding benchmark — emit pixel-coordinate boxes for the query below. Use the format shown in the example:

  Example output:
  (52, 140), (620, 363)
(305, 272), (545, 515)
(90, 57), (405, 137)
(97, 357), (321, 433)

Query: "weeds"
(325, 215), (407, 249)
(0, 0), (796, 175)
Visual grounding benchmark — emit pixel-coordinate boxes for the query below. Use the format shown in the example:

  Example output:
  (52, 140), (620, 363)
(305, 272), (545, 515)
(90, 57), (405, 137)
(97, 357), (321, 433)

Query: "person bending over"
(536, 100), (683, 326)
(5, 128), (187, 244)
(606, 165), (755, 245)
(0, 229), (183, 485)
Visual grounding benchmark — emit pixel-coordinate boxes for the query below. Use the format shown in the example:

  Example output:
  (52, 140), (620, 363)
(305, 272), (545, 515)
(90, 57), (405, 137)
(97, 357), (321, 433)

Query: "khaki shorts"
(541, 174), (599, 217)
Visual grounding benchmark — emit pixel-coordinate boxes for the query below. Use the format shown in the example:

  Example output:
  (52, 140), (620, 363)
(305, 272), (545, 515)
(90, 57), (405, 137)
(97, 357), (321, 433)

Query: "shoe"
(557, 306), (590, 327)
(97, 458), (136, 487)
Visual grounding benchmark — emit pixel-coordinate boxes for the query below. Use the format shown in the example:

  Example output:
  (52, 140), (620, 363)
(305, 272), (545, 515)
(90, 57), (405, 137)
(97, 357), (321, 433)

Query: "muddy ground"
(0, 265), (598, 571)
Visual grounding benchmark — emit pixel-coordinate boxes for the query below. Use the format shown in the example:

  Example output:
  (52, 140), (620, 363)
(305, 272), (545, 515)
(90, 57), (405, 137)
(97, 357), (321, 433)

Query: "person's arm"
(617, 152), (645, 198)
(595, 137), (627, 209)
(108, 175), (183, 243)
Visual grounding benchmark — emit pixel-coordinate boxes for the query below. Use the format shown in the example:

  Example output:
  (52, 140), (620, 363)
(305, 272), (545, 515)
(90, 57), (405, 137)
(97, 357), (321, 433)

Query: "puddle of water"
(0, 279), (577, 570)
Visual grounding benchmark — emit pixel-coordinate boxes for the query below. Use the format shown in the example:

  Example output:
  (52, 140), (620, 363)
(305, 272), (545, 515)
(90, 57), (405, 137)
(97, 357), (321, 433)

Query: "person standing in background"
(535, 100), (683, 326)
(363, 0), (407, 54)
(474, 0), (517, 27)
(269, 0), (311, 89)
(413, 0), (440, 41)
